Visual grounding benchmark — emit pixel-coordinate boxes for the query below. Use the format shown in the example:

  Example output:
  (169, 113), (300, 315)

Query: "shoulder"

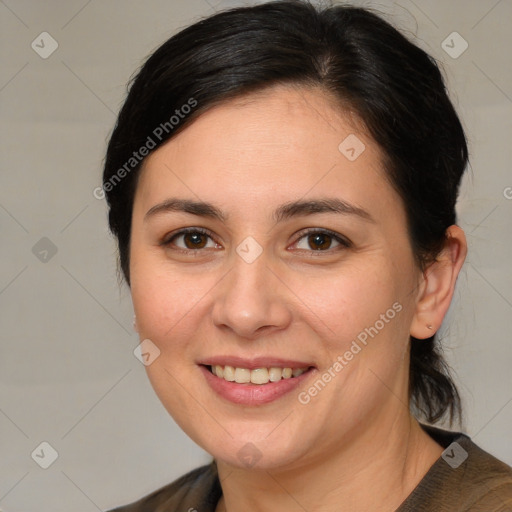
(457, 439), (512, 511)
(398, 424), (512, 512)
(105, 460), (221, 512)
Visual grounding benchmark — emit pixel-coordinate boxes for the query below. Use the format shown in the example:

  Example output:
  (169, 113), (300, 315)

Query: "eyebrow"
(144, 197), (374, 224)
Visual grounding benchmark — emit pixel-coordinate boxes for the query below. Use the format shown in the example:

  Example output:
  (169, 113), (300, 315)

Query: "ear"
(410, 225), (467, 340)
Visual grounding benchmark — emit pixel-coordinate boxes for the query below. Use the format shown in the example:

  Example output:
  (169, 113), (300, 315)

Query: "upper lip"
(198, 356), (315, 370)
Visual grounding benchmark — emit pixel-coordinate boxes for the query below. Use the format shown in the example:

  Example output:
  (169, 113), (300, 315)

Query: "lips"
(197, 356), (317, 405)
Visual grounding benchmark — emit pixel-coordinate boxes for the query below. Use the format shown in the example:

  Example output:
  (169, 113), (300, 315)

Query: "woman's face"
(129, 85), (423, 470)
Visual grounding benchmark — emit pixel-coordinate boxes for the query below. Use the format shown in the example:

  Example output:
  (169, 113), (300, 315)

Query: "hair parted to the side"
(102, 0), (468, 428)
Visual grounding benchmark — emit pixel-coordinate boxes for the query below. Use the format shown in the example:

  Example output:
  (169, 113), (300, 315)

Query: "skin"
(129, 84), (467, 512)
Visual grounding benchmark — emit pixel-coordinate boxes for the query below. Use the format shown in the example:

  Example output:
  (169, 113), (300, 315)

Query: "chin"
(200, 432), (308, 472)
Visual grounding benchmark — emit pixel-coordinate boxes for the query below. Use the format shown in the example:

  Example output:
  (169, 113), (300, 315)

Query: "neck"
(214, 415), (443, 512)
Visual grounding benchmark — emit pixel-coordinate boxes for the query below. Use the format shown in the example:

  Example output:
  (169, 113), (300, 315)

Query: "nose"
(211, 249), (292, 339)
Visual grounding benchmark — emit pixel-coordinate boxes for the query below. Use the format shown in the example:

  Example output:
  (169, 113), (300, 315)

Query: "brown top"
(107, 424), (512, 511)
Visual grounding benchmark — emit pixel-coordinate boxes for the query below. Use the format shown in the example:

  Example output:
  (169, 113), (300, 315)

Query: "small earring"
(133, 315), (138, 332)
(427, 324), (433, 330)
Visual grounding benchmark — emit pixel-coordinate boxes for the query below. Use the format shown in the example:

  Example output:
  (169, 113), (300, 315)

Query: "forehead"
(133, 84), (396, 221)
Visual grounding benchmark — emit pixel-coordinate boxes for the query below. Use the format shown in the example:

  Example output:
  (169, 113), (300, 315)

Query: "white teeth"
(223, 365), (235, 381)
(210, 365), (309, 384)
(268, 367), (282, 382)
(250, 368), (269, 384)
(234, 368), (251, 383)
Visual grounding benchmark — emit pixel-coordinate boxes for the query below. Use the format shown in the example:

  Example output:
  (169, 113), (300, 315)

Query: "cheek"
(129, 267), (213, 420)
(129, 233), (213, 334)
(294, 261), (404, 349)
(292, 257), (413, 417)
(131, 267), (215, 346)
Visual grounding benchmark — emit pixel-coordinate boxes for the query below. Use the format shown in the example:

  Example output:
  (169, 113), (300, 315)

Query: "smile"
(199, 362), (316, 405)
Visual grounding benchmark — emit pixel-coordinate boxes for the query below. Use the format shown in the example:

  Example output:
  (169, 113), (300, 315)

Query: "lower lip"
(200, 365), (315, 406)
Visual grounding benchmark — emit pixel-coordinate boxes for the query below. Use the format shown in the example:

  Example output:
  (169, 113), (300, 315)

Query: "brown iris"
(183, 232), (208, 249)
(307, 233), (333, 250)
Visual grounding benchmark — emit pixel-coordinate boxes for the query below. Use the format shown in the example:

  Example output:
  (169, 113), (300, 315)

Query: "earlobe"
(410, 225), (467, 340)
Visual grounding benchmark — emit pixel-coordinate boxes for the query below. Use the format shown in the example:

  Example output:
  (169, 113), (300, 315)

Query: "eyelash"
(160, 227), (352, 255)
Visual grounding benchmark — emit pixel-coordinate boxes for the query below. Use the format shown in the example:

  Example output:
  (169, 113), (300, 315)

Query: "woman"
(102, 1), (512, 510)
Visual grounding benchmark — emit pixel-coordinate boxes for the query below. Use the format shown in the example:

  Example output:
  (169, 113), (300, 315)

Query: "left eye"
(293, 229), (350, 252)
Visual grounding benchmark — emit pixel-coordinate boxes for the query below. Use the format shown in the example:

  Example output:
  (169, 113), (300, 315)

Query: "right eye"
(161, 227), (221, 253)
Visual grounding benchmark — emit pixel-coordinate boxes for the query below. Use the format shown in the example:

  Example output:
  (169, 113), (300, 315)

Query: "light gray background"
(1, 0), (511, 510)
